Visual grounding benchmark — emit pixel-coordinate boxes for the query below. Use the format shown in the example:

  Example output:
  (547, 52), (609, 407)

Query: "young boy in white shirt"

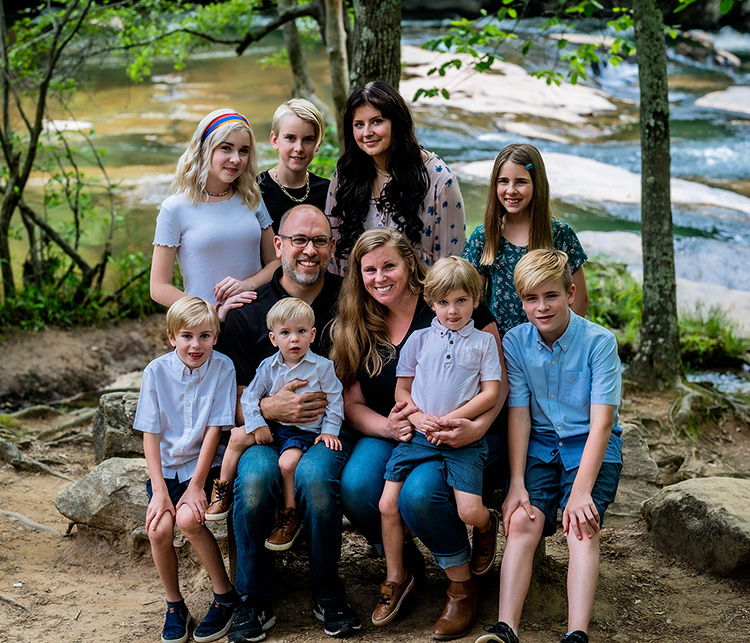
(205, 297), (343, 552)
(372, 256), (503, 628)
(134, 296), (238, 643)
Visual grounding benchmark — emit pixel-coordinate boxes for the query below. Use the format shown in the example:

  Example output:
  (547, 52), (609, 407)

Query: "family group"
(135, 80), (623, 643)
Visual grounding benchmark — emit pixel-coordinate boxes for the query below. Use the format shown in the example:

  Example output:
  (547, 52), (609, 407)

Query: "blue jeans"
(340, 433), (505, 570)
(232, 440), (349, 604)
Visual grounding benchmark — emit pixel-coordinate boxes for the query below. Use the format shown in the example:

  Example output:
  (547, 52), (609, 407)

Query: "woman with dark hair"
(325, 81), (466, 273)
(330, 228), (507, 640)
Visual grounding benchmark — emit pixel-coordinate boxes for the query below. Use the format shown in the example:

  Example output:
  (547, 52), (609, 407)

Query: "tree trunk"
(278, 0), (334, 127)
(350, 0), (401, 90)
(323, 0), (349, 149)
(631, 0), (681, 387)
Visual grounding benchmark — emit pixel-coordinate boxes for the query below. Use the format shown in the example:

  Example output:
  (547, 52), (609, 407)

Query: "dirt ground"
(1, 321), (749, 643)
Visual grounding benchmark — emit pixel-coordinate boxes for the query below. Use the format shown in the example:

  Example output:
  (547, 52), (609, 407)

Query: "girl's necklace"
(204, 186), (233, 198)
(375, 166), (391, 179)
(273, 166), (310, 203)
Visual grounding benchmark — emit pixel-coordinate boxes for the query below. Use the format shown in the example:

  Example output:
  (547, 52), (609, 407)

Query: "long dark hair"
(331, 81), (429, 262)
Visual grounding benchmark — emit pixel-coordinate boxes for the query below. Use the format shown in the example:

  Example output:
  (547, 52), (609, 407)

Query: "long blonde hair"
(330, 228), (426, 386)
(480, 143), (553, 265)
(172, 108), (262, 209)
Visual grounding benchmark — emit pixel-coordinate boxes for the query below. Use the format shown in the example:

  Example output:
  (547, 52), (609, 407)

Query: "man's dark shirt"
(216, 267), (343, 386)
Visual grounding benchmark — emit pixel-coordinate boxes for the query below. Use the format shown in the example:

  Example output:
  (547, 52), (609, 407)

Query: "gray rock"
(92, 392), (142, 463)
(607, 422), (661, 526)
(55, 457), (148, 532)
(0, 438), (22, 463)
(642, 477), (750, 575)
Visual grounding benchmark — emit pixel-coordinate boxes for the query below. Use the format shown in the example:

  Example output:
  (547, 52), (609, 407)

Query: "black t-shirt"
(358, 298), (496, 419)
(258, 170), (330, 233)
(216, 267), (342, 386)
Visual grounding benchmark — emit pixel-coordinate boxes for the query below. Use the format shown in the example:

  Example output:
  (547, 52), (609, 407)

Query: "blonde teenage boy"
(477, 249), (622, 643)
(135, 296), (238, 643)
(206, 297), (343, 552)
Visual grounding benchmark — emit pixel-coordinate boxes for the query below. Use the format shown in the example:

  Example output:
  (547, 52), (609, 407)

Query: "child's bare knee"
(379, 496), (400, 519)
(148, 518), (174, 546)
(175, 506), (201, 534)
(508, 507), (542, 539)
(458, 505), (485, 527)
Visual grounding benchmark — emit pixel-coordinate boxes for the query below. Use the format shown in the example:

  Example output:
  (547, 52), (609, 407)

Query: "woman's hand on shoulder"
(217, 291), (257, 322)
(386, 400), (417, 443)
(214, 276), (250, 303)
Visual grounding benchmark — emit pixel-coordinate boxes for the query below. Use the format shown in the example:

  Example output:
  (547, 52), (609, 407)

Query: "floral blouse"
(462, 219), (587, 335)
(325, 152), (466, 274)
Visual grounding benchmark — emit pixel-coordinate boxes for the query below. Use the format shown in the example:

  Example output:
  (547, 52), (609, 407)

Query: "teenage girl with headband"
(462, 143), (589, 335)
(151, 108), (279, 315)
(258, 98), (329, 232)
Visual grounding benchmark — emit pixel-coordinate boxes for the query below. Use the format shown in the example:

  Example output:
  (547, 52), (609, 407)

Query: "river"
(20, 21), (750, 340)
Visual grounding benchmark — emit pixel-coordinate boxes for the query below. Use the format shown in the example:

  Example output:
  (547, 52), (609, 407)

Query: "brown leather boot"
(431, 576), (477, 640)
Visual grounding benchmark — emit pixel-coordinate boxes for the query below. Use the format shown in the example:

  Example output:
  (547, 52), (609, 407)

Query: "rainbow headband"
(201, 113), (249, 141)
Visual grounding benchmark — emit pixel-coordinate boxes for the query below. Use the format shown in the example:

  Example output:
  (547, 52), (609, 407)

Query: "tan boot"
(265, 507), (302, 551)
(371, 574), (416, 626)
(205, 479), (232, 521)
(431, 576), (478, 641)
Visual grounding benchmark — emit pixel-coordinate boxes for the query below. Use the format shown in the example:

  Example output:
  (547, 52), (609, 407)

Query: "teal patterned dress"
(462, 220), (587, 335)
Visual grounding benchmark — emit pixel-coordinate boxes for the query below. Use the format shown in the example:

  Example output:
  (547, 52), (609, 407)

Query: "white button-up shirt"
(133, 350), (236, 481)
(396, 318), (502, 419)
(241, 349), (343, 435)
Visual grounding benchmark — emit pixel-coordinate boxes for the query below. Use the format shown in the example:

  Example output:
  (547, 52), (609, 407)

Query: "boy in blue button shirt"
(477, 249), (622, 643)
(134, 296), (239, 643)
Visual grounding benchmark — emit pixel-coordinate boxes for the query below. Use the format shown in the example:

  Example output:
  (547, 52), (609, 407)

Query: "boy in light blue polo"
(478, 249), (622, 643)
(372, 257), (503, 628)
(134, 296), (239, 643)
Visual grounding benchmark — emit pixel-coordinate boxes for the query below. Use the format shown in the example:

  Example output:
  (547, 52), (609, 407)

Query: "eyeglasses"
(278, 234), (332, 248)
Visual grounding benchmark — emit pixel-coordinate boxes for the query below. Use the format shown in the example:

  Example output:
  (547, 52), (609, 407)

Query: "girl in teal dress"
(462, 143), (588, 335)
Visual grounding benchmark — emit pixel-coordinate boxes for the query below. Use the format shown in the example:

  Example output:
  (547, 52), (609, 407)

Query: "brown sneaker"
(371, 574), (415, 626)
(265, 507), (302, 551)
(470, 511), (498, 576)
(205, 479), (232, 521)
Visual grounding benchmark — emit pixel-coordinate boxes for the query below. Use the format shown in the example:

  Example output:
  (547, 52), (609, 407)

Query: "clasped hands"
(386, 400), (479, 447)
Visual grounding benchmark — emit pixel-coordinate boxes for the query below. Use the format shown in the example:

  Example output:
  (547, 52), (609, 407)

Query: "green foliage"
(417, 1), (636, 97)
(586, 260), (748, 370)
(679, 307), (749, 370)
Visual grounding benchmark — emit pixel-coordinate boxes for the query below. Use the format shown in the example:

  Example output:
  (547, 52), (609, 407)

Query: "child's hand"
(501, 483), (536, 537)
(217, 291), (257, 321)
(562, 489), (600, 540)
(411, 412), (440, 435)
(253, 425), (273, 445)
(145, 491), (175, 532)
(315, 433), (342, 451)
(176, 483), (208, 524)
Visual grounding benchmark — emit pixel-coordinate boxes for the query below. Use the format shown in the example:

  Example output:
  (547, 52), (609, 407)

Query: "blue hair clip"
(524, 162), (533, 170)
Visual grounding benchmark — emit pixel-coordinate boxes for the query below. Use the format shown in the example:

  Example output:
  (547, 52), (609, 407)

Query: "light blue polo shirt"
(503, 311), (622, 471)
(397, 317), (502, 419)
(133, 350), (236, 482)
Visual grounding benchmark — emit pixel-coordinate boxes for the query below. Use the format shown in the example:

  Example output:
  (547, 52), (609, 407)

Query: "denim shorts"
(525, 455), (622, 537)
(272, 424), (317, 454)
(146, 465), (222, 507)
(384, 431), (488, 495)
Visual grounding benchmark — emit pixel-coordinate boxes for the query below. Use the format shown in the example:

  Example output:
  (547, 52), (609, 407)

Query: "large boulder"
(607, 422), (661, 526)
(55, 457), (149, 532)
(92, 392), (142, 463)
(642, 477), (750, 575)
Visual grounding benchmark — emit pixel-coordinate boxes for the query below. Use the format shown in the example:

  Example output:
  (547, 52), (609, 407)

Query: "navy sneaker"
(193, 590), (240, 642)
(161, 600), (190, 643)
(227, 599), (276, 643)
(474, 621), (519, 643)
(560, 631), (589, 643)
(312, 598), (362, 638)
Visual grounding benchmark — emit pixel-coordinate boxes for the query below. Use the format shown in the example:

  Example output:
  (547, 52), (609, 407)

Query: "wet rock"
(607, 423), (661, 526)
(55, 457), (149, 533)
(92, 392), (142, 463)
(642, 477), (750, 575)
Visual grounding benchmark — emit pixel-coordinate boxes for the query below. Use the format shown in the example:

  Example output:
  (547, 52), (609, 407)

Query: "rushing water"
(18, 23), (750, 303)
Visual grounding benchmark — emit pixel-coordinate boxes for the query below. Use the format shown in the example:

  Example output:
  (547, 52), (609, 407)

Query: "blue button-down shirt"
(396, 318), (502, 419)
(133, 350), (236, 481)
(504, 311), (622, 471)
(241, 349), (343, 436)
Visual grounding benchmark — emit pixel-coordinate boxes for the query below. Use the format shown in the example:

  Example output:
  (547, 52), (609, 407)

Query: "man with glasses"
(218, 205), (361, 641)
